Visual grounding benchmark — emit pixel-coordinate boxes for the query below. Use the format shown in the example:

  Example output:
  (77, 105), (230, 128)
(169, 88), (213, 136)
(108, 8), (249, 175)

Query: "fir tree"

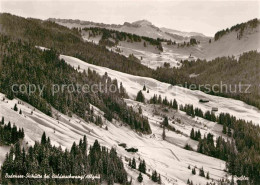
(192, 167), (196, 175)
(136, 90), (145, 103)
(128, 158), (132, 167)
(151, 170), (158, 182)
(131, 158), (136, 169)
(14, 104), (18, 111)
(206, 171), (210, 179)
(41, 132), (47, 145)
(222, 124), (227, 134)
(143, 85), (146, 91)
(190, 128), (195, 139)
(137, 173), (143, 183)
(138, 160), (146, 173)
(162, 116), (169, 127)
(199, 167), (205, 177)
(162, 126), (166, 140)
(172, 99), (178, 110)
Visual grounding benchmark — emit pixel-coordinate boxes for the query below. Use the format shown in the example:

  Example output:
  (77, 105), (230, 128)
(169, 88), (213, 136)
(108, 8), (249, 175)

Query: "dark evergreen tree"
(136, 90), (145, 103)
(151, 170), (158, 182)
(137, 173), (143, 183)
(162, 126), (166, 140)
(192, 167), (196, 175)
(131, 158), (136, 169)
(14, 104), (18, 111)
(199, 167), (205, 177)
(143, 85), (146, 91)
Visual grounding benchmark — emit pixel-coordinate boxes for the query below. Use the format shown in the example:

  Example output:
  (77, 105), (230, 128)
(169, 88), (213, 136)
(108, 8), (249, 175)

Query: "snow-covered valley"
(1, 53), (259, 184)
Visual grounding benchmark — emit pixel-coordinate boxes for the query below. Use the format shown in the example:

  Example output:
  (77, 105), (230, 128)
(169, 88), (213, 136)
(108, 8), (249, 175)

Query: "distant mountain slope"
(158, 19), (260, 60)
(204, 19), (260, 60)
(160, 27), (206, 37)
(48, 18), (209, 43)
(50, 17), (260, 61)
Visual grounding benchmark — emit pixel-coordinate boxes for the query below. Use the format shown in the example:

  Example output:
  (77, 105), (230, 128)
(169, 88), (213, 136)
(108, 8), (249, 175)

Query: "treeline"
(0, 117), (24, 145)
(214, 18), (259, 41)
(149, 94), (178, 110)
(0, 34), (151, 134)
(84, 27), (163, 51)
(1, 133), (128, 185)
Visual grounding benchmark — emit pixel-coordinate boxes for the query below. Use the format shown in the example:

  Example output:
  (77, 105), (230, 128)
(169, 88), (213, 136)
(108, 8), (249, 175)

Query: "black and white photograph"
(0, 0), (259, 184)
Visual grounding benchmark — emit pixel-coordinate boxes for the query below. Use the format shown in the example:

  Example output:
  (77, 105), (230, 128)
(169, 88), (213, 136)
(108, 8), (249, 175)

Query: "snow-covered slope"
(60, 55), (260, 125)
(0, 93), (227, 185)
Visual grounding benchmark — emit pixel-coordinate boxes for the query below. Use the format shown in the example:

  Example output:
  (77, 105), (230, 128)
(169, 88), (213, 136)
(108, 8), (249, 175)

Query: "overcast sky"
(1, 0), (260, 36)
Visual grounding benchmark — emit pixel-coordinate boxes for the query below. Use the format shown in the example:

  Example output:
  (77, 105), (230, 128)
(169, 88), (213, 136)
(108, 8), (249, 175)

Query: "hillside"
(0, 13), (153, 77)
(204, 19), (260, 60)
(50, 17), (260, 67)
(0, 13), (260, 184)
(49, 18), (209, 43)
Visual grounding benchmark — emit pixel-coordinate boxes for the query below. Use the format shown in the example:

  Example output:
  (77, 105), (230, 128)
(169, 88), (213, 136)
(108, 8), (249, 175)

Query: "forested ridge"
(0, 13), (153, 77)
(214, 18), (259, 41)
(84, 27), (163, 51)
(0, 34), (151, 134)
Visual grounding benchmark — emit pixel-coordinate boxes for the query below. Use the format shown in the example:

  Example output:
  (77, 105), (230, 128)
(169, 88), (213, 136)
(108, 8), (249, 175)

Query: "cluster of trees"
(214, 18), (259, 40)
(151, 170), (161, 184)
(129, 158), (161, 184)
(196, 115), (260, 183)
(149, 94), (178, 110)
(180, 104), (217, 122)
(190, 128), (201, 141)
(177, 38), (199, 47)
(0, 117), (24, 145)
(187, 110), (260, 183)
(128, 157), (154, 183)
(128, 157), (146, 173)
(1, 133), (128, 184)
(0, 34), (151, 134)
(83, 27), (163, 51)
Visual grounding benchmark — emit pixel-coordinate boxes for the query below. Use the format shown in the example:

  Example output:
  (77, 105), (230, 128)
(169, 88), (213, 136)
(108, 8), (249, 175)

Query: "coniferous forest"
(0, 117), (24, 145)
(0, 34), (151, 134)
(1, 133), (128, 185)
